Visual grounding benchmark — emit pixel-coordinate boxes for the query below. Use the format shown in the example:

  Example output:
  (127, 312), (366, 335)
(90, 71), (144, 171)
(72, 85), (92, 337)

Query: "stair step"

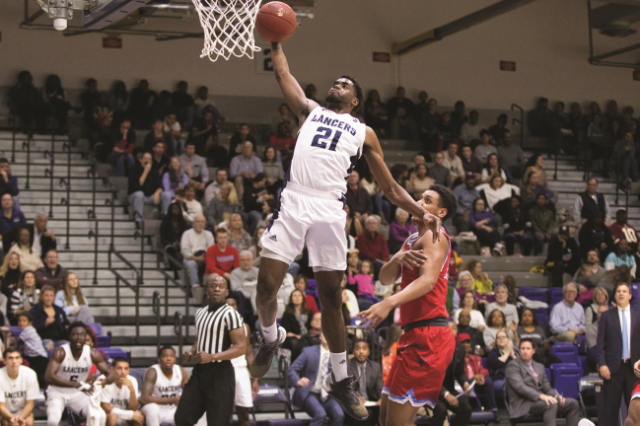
(458, 256), (545, 272)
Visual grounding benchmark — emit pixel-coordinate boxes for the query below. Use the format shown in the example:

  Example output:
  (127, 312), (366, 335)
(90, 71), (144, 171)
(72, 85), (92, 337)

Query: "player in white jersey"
(44, 322), (113, 426)
(0, 349), (39, 426)
(140, 346), (189, 426)
(249, 42), (441, 420)
(101, 357), (143, 426)
(226, 295), (259, 426)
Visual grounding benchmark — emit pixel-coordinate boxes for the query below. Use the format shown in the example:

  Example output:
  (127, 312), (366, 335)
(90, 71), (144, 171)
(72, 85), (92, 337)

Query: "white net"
(191, 0), (262, 62)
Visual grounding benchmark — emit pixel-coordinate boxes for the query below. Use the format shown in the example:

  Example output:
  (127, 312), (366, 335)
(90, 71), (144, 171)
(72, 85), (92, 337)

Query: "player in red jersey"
(358, 184), (458, 426)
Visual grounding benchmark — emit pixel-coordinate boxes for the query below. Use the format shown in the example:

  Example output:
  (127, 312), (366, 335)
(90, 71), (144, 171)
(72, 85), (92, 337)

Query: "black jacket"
(347, 358), (384, 401)
(493, 198), (530, 233)
(457, 325), (486, 355)
(546, 235), (581, 274)
(280, 311), (312, 336)
(143, 131), (175, 157)
(440, 342), (468, 397)
(579, 191), (606, 221)
(128, 162), (163, 197)
(30, 303), (69, 340)
(27, 223), (57, 257)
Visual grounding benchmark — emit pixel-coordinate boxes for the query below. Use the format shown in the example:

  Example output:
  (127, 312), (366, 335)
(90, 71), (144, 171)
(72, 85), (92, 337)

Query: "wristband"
(78, 382), (92, 392)
(111, 408), (134, 420)
(444, 391), (450, 398)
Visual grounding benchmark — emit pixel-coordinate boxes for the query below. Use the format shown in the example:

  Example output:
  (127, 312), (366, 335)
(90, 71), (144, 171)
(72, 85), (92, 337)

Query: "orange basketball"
(256, 1), (297, 43)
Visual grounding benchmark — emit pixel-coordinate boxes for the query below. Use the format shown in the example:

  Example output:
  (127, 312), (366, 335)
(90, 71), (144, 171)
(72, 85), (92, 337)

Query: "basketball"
(256, 1), (297, 43)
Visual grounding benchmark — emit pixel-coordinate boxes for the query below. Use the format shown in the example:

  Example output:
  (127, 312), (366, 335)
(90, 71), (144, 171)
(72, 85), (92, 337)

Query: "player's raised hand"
(357, 300), (392, 330)
(422, 210), (441, 243)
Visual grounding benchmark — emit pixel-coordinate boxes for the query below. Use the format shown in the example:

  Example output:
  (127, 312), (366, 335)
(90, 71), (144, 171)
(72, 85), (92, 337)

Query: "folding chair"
(551, 345), (579, 365)
(548, 288), (564, 307)
(503, 382), (542, 425)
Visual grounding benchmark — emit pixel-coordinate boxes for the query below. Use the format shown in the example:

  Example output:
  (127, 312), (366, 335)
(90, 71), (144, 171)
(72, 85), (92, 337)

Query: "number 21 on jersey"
(311, 127), (342, 152)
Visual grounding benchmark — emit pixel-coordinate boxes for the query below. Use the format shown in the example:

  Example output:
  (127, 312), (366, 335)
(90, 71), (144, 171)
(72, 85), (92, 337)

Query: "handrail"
(511, 104), (524, 148)
(87, 165), (96, 220)
(87, 220), (99, 284)
(174, 311), (184, 361)
(156, 263), (190, 341)
(109, 266), (141, 342)
(22, 139), (31, 190)
(152, 291), (161, 353)
(111, 248), (142, 281)
(48, 112), (56, 218)
(553, 145), (559, 181)
(133, 211), (145, 283)
(11, 114), (17, 163)
(60, 141), (73, 250)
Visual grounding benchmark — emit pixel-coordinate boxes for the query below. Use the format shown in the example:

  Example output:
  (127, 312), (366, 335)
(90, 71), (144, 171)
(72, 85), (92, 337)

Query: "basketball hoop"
(191, 0), (262, 62)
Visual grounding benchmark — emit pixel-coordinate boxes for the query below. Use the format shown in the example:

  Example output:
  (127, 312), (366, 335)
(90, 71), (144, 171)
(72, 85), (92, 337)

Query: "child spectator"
(105, 119), (136, 177)
(15, 309), (48, 387)
(352, 260), (379, 310)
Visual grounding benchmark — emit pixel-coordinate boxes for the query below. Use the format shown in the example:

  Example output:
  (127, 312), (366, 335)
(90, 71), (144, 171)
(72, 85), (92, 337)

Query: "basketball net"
(191, 0), (262, 62)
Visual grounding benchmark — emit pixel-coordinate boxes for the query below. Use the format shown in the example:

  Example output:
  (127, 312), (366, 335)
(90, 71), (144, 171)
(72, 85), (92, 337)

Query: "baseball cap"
(456, 333), (471, 343)
(559, 225), (570, 236)
(465, 172), (475, 179)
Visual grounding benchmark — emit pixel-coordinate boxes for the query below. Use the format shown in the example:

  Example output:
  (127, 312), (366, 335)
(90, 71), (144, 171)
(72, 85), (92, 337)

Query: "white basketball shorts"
(234, 366), (253, 408)
(259, 182), (347, 271)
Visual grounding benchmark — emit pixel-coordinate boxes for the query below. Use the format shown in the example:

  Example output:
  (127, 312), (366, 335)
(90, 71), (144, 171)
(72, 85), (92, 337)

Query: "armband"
(111, 408), (134, 420)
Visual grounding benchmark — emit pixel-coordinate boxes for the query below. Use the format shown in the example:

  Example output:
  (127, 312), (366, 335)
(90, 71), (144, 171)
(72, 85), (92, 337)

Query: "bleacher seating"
(551, 344), (580, 365)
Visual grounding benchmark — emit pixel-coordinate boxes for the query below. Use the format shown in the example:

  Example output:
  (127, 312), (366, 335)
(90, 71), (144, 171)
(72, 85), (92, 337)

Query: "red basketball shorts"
(632, 380), (640, 401)
(382, 325), (455, 408)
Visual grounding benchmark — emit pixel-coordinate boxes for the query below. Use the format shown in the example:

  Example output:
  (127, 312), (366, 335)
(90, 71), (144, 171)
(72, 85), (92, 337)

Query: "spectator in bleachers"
(454, 284), (487, 326)
(226, 213), (252, 252)
(128, 79), (156, 127)
(549, 282), (585, 343)
(529, 193), (554, 255)
(351, 260), (378, 309)
(612, 131), (638, 184)
(345, 249), (360, 294)
(516, 308), (547, 349)
(154, 91), (173, 124)
(480, 153), (509, 185)
(473, 130), (497, 164)
(151, 140), (170, 176)
(0, 194), (26, 253)
(180, 141), (209, 194)
(605, 238), (636, 278)
(8, 71), (40, 134)
(387, 208), (416, 254)
(459, 110), (481, 144)
(109, 80), (128, 115)
(604, 100), (622, 130)
(162, 156), (189, 199)
(587, 113), (608, 172)
(27, 214), (56, 262)
(356, 216), (389, 278)
(487, 329), (518, 388)
(505, 339), (581, 426)
(585, 286), (609, 328)
(489, 113), (508, 143)
(415, 94), (438, 147)
(262, 146), (285, 195)
(172, 81), (194, 124)
(574, 177), (611, 225)
(390, 164), (410, 190)
(204, 169), (233, 206)
(35, 249), (67, 290)
(243, 174), (269, 217)
(364, 89), (388, 137)
(469, 198), (503, 256)
(609, 208), (638, 252)
(281, 289), (313, 361)
(578, 213), (612, 262)
(272, 103), (299, 136)
(10, 271), (39, 325)
(437, 112), (455, 149)
(248, 227), (265, 268)
(181, 215), (214, 288)
(296, 311), (323, 354)
(599, 264), (631, 298)
(270, 122), (297, 159)
(160, 201), (189, 266)
(90, 91), (114, 147)
(163, 111), (182, 142)
(596, 282), (637, 426)
(523, 154), (549, 189)
(484, 284), (519, 326)
(406, 164), (434, 200)
(144, 119), (176, 158)
(484, 310), (517, 348)
(546, 226), (580, 287)
(464, 260), (493, 295)
(552, 102), (574, 154)
(497, 131), (525, 180)
(129, 152), (172, 222)
(452, 172), (480, 233)
(206, 184), (246, 233)
(494, 195), (532, 256)
(477, 175), (519, 211)
(432, 322), (472, 426)
(502, 275), (518, 304)
(443, 141), (464, 187)
(0, 159), (20, 210)
(387, 87), (416, 140)
(230, 142), (263, 200)
(460, 145), (483, 181)
(450, 100), (468, 133)
(460, 332), (496, 412)
(193, 111), (225, 164)
(520, 172), (553, 212)
(105, 118), (136, 177)
(286, 330), (344, 426)
(229, 124), (256, 163)
(230, 250), (259, 315)
(585, 304), (607, 370)
(7, 229), (42, 273)
(15, 309), (48, 387)
(0, 253), (20, 299)
(204, 228), (239, 283)
(294, 275), (318, 315)
(456, 308), (486, 353)
(53, 272), (94, 324)
(344, 205), (362, 245)
(346, 339), (383, 426)
(528, 97), (554, 140)
(180, 184), (203, 226)
(428, 152), (451, 188)
(346, 170), (373, 222)
(80, 78), (99, 127)
(30, 284), (68, 348)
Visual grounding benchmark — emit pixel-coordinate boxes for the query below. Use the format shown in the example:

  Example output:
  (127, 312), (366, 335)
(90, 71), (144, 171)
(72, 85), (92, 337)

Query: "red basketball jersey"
(399, 227), (451, 326)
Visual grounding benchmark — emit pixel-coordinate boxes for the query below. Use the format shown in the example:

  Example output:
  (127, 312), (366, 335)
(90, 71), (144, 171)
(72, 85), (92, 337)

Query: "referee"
(175, 275), (246, 426)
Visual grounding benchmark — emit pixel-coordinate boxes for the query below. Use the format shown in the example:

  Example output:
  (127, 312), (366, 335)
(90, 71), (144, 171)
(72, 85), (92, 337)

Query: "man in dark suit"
(346, 339), (383, 426)
(27, 214), (56, 258)
(506, 339), (580, 426)
(623, 306), (640, 426)
(432, 323), (472, 426)
(286, 332), (344, 426)
(596, 282), (639, 426)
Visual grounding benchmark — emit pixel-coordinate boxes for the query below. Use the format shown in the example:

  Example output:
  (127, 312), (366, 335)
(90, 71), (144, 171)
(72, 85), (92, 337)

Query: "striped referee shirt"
(195, 303), (244, 358)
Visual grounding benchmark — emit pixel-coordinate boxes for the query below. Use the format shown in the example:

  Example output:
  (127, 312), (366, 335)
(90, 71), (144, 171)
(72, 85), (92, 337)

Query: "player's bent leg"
(45, 394), (66, 426)
(236, 406), (251, 426)
(383, 396), (422, 426)
(140, 403), (160, 426)
(379, 394), (389, 426)
(626, 398), (640, 426)
(24, 414), (34, 426)
(249, 255), (290, 379)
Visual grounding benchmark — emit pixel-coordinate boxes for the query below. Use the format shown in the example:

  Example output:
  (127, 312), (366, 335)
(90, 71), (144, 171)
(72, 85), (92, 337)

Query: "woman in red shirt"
(106, 119), (136, 176)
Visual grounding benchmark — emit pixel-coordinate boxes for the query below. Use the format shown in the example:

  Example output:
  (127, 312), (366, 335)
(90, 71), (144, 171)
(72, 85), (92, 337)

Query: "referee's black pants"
(175, 360), (236, 426)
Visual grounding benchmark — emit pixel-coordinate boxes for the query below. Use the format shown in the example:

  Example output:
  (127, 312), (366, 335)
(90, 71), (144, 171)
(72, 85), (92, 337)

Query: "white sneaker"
(578, 420), (596, 426)
(493, 243), (503, 256)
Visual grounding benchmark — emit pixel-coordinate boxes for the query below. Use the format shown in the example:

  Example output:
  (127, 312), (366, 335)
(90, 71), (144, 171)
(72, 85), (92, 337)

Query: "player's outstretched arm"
(358, 232), (446, 329)
(270, 42), (319, 120)
(363, 127), (441, 241)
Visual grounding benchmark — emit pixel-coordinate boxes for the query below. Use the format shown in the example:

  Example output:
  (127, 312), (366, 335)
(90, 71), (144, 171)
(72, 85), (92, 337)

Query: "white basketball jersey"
(151, 364), (183, 401)
(289, 107), (367, 195)
(0, 366), (39, 414)
(50, 344), (92, 394)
